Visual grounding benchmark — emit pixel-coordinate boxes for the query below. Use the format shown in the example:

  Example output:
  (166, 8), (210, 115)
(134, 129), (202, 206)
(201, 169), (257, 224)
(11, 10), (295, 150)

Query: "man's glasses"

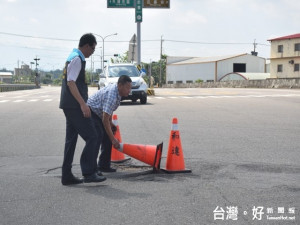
(90, 45), (95, 51)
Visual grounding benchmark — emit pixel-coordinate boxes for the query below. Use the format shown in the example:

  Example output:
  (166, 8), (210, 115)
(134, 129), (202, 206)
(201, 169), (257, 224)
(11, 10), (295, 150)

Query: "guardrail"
(0, 84), (39, 92)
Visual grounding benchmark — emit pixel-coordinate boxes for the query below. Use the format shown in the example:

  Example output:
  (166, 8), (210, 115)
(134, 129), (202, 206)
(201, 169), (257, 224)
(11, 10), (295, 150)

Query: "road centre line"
(12, 94), (32, 98)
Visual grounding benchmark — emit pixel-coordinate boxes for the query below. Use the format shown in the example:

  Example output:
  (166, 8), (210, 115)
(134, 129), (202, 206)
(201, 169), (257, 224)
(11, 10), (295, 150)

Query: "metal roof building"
(166, 53), (266, 84)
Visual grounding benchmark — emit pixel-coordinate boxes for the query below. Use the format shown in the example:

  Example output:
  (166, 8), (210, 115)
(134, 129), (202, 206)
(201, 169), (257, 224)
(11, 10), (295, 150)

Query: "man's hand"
(67, 80), (90, 117)
(81, 103), (91, 118)
(112, 138), (120, 150)
(111, 124), (117, 134)
(103, 112), (121, 149)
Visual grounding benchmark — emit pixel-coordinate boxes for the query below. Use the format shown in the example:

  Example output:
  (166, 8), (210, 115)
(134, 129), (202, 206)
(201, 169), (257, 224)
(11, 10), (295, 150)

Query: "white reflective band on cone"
(112, 119), (118, 126)
(172, 124), (179, 131)
(119, 143), (124, 152)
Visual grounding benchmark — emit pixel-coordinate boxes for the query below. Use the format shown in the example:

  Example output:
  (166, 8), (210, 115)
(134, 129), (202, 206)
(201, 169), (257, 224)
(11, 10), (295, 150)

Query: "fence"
(162, 78), (300, 89)
(0, 84), (39, 92)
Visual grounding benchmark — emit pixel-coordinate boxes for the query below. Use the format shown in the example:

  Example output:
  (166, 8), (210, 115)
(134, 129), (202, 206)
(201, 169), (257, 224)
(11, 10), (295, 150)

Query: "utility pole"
(33, 56), (40, 69)
(160, 35), (163, 59)
(251, 39), (258, 56)
(159, 35), (163, 87)
(90, 55), (93, 83)
(33, 56), (40, 87)
(149, 59), (152, 87)
(16, 60), (20, 83)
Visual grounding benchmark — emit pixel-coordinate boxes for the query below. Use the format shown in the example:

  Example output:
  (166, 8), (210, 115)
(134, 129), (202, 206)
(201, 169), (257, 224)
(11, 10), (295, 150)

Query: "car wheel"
(140, 96), (147, 104)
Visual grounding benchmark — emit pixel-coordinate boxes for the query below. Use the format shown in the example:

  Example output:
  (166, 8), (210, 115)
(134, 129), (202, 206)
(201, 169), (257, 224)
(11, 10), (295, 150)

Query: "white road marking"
(149, 94), (300, 100)
(12, 95), (31, 98)
(0, 94), (299, 104)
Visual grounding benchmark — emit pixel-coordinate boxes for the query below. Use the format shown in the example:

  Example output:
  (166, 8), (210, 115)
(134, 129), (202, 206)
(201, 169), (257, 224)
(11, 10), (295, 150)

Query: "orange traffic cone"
(111, 115), (130, 163)
(162, 118), (191, 173)
(118, 142), (163, 171)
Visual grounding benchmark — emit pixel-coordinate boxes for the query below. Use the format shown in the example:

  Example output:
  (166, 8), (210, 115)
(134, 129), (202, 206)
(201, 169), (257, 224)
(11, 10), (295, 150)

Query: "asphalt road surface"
(0, 86), (299, 225)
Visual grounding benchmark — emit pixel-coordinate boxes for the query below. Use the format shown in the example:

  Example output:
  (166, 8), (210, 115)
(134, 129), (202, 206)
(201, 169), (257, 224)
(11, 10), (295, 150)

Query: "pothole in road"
(43, 159), (155, 178)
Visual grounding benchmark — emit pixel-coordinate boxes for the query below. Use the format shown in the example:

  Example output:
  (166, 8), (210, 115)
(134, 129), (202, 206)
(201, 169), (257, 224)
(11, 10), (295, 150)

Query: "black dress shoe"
(97, 170), (104, 176)
(99, 167), (117, 173)
(83, 173), (106, 183)
(61, 174), (83, 185)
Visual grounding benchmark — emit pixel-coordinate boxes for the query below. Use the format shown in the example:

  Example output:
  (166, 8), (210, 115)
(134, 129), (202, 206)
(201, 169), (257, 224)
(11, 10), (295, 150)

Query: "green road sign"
(135, 0), (143, 22)
(107, 0), (134, 8)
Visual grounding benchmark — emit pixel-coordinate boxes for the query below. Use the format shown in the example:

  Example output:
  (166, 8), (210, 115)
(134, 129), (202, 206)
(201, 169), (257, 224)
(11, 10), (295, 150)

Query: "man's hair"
(118, 75), (132, 85)
(79, 33), (97, 47)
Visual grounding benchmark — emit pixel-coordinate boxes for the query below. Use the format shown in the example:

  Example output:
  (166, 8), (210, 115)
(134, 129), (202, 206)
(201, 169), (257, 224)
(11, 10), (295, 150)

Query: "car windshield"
(108, 65), (140, 78)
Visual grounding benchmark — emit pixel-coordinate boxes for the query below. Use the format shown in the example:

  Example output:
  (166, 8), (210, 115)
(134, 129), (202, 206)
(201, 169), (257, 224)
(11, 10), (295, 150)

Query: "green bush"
(195, 79), (203, 83)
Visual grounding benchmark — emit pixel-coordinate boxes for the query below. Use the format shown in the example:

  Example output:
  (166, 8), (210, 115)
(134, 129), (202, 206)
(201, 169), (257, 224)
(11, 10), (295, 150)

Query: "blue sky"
(0, 0), (299, 71)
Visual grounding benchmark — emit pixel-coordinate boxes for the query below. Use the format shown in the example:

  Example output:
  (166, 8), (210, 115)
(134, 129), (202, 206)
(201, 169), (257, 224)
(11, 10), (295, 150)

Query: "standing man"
(87, 75), (132, 173)
(59, 33), (106, 185)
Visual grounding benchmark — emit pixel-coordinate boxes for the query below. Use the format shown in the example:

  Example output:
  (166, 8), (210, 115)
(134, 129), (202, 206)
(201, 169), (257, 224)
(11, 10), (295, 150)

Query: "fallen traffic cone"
(111, 115), (131, 163)
(118, 142), (163, 172)
(162, 118), (191, 173)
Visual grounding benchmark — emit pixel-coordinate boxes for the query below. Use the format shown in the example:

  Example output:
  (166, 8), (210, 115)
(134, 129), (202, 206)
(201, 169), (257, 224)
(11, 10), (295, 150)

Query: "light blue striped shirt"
(87, 84), (121, 118)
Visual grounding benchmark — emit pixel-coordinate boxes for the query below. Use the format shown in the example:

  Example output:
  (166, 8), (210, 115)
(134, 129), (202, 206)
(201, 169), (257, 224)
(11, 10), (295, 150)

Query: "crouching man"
(87, 75), (132, 174)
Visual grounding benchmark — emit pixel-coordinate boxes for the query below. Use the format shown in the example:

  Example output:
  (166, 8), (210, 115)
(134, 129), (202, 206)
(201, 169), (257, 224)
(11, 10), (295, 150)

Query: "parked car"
(98, 63), (148, 104)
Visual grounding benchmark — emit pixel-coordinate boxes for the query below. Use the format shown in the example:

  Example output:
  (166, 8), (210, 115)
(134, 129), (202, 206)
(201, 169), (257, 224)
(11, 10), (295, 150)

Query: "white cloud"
(177, 10), (207, 25)
(29, 18), (39, 24)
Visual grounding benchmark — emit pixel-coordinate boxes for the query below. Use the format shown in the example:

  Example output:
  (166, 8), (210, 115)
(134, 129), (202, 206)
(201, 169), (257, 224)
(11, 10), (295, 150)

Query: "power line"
(0, 31), (270, 46)
(0, 31), (77, 42)
(164, 39), (270, 46)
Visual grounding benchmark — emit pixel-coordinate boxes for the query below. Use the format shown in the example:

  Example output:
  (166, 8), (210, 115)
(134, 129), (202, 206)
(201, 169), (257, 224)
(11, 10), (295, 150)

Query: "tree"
(110, 51), (129, 63)
(143, 54), (167, 87)
(42, 74), (52, 84)
(53, 74), (63, 86)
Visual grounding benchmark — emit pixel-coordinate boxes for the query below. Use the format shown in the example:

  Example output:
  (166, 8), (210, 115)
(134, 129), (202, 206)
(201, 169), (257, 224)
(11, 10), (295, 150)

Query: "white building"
(166, 53), (266, 83)
(0, 72), (13, 83)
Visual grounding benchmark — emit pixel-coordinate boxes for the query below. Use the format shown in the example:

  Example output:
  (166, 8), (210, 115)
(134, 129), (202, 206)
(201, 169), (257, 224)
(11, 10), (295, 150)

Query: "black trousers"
(62, 108), (98, 176)
(91, 111), (112, 169)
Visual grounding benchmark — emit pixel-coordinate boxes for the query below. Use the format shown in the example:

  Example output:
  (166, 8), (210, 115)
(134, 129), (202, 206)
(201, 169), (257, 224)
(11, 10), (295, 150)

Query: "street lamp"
(94, 33), (118, 70)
